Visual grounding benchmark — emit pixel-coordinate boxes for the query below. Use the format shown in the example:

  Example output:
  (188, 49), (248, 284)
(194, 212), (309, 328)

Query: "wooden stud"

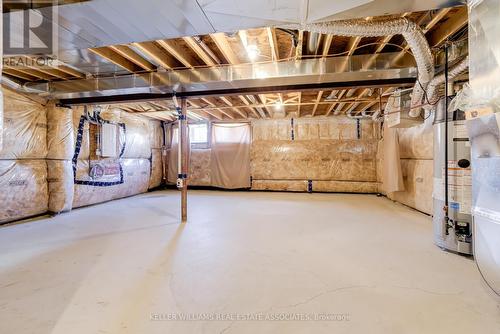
(428, 7), (467, 47)
(157, 39), (197, 69)
(109, 45), (156, 71)
(132, 42), (177, 69)
(220, 96), (247, 118)
(90, 47), (142, 72)
(211, 33), (240, 64)
(7, 66), (57, 81)
(322, 34), (333, 57)
(238, 95), (261, 118)
(311, 91), (323, 116)
(295, 30), (304, 60)
(201, 97), (235, 119)
(180, 98), (188, 222)
(297, 92), (302, 117)
(3, 68), (38, 81)
(183, 37), (216, 66)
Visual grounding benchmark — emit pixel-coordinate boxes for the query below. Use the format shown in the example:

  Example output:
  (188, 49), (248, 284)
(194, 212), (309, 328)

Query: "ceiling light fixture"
(247, 45), (260, 61)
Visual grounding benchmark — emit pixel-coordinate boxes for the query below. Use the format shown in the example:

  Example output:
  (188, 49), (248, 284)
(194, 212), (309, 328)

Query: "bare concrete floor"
(0, 190), (499, 334)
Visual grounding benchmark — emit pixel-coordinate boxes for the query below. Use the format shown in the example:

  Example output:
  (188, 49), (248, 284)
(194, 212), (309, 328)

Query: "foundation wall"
(0, 89), (49, 223)
(190, 149), (211, 186)
(382, 118), (434, 214)
(250, 117), (380, 193)
(0, 89), (162, 223)
(0, 160), (48, 224)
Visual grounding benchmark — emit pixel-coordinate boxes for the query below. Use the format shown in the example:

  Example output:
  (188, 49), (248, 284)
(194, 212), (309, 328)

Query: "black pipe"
(444, 44), (450, 234)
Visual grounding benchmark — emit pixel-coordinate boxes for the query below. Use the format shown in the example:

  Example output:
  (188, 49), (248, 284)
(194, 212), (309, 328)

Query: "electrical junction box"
(101, 123), (118, 158)
(176, 178), (184, 188)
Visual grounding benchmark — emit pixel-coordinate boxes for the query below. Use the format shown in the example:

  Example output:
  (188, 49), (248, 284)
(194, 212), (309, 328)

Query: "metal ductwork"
(292, 17), (434, 118)
(424, 56), (469, 110)
(1, 0), (464, 76)
(23, 52), (417, 103)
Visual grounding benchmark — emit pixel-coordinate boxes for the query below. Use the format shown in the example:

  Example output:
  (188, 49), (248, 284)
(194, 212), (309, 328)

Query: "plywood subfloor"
(0, 190), (499, 333)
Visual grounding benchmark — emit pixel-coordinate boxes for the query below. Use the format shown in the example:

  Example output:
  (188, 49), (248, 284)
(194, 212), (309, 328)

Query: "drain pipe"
(290, 17), (434, 117)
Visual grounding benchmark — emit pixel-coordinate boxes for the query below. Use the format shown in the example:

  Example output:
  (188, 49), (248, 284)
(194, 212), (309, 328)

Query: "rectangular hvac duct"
(25, 52), (417, 103)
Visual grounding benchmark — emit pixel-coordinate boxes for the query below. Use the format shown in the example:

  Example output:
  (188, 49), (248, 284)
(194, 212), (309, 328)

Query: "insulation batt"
(0, 89), (47, 159)
(312, 180), (378, 193)
(376, 139), (385, 194)
(72, 108), (90, 160)
(388, 159), (433, 214)
(149, 120), (164, 150)
(47, 160), (74, 213)
(252, 116), (380, 141)
(397, 115), (434, 160)
(149, 148), (163, 189)
(0, 160), (48, 223)
(47, 104), (74, 160)
(120, 112), (152, 159)
(73, 159), (150, 208)
(251, 140), (377, 182)
(189, 149), (211, 186)
(251, 180), (309, 192)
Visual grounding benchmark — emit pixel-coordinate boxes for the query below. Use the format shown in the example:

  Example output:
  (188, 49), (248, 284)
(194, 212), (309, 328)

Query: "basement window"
(189, 123), (209, 148)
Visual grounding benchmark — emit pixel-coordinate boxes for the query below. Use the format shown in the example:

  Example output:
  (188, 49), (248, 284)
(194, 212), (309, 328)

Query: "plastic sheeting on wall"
(376, 139), (385, 194)
(381, 125), (405, 193)
(312, 180), (378, 193)
(211, 123), (251, 189)
(388, 159), (433, 214)
(251, 140), (377, 182)
(190, 149), (211, 186)
(73, 158), (150, 208)
(294, 117), (380, 140)
(120, 112), (152, 159)
(252, 180), (309, 192)
(252, 116), (381, 141)
(47, 104), (74, 160)
(0, 160), (48, 223)
(0, 89), (47, 159)
(252, 119), (292, 140)
(47, 160), (74, 213)
(397, 116), (434, 160)
(149, 148), (163, 189)
(149, 120), (164, 149)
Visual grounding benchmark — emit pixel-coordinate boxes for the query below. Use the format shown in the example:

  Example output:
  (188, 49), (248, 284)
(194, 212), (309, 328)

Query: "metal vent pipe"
(424, 56), (469, 110)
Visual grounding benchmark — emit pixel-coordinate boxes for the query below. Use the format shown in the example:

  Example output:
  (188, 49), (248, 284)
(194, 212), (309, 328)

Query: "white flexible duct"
(291, 17), (434, 117)
(424, 56), (469, 110)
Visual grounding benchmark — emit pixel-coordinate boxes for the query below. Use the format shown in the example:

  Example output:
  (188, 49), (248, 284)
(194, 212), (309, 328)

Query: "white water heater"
(433, 99), (473, 255)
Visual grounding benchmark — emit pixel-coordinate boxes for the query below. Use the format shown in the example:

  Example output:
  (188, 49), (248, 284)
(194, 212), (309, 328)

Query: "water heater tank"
(433, 99), (473, 255)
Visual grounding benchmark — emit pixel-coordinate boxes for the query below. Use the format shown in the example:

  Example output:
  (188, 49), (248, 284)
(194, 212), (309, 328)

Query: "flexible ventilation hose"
(424, 56), (469, 110)
(289, 17), (434, 117)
